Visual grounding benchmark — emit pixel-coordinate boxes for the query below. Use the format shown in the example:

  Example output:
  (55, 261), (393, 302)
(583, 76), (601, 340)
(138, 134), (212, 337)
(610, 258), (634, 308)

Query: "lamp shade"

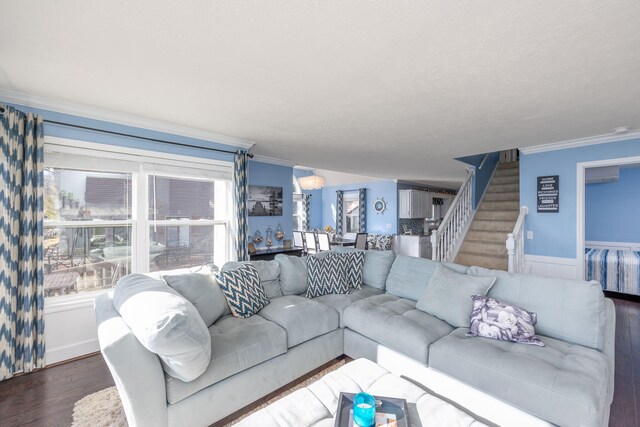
(298, 175), (325, 190)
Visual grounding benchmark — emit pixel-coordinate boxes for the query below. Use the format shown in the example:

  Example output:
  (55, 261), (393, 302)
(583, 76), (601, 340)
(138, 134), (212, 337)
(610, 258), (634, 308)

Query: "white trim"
(576, 154), (640, 280)
(46, 338), (100, 366)
(524, 254), (577, 265)
(251, 155), (296, 167)
(585, 241), (640, 251)
(45, 136), (232, 170)
(523, 255), (577, 279)
(520, 129), (640, 154)
(0, 88), (254, 149)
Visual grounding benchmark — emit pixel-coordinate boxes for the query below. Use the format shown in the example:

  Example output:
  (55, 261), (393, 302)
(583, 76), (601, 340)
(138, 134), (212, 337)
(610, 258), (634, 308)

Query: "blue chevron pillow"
(330, 251), (365, 289)
(217, 263), (270, 318)
(306, 254), (349, 298)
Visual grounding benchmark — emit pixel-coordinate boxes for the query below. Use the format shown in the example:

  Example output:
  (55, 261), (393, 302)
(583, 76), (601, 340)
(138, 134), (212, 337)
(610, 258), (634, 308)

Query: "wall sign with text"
(537, 175), (559, 213)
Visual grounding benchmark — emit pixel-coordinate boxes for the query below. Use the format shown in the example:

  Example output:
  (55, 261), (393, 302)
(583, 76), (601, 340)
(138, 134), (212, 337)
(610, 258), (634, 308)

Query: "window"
(343, 193), (360, 234)
(44, 139), (232, 299)
(293, 193), (303, 231)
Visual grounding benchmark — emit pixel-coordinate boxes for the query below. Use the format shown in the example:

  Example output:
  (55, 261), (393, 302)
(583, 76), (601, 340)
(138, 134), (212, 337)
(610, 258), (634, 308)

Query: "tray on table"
(334, 392), (409, 427)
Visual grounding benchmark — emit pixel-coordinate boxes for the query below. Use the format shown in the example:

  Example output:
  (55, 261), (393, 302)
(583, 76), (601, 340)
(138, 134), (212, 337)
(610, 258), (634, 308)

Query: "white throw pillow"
(114, 274), (211, 382)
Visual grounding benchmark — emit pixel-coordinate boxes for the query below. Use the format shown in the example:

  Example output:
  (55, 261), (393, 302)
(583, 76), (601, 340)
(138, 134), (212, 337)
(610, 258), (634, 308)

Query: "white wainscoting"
(524, 255), (578, 279)
(44, 296), (101, 365)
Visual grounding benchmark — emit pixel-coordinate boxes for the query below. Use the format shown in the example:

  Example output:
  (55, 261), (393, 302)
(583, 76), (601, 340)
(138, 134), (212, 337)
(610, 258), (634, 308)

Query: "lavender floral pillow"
(466, 295), (544, 347)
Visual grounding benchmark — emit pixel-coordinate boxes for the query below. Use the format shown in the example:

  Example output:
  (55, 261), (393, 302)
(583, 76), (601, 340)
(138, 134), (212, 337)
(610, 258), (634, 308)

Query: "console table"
(249, 247), (304, 261)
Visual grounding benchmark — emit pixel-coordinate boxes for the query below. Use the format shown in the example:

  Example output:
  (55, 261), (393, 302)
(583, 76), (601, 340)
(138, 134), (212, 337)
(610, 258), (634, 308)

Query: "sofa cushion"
(222, 260), (283, 299)
(258, 295), (339, 347)
(469, 266), (606, 350)
(467, 295), (544, 346)
(313, 285), (383, 327)
(416, 264), (496, 328)
(331, 251), (365, 289)
(429, 328), (610, 427)
(165, 314), (287, 404)
(306, 254), (349, 298)
(332, 248), (395, 290)
(113, 274), (211, 382)
(343, 294), (454, 364)
(275, 254), (308, 295)
(163, 273), (229, 327)
(217, 263), (270, 318)
(385, 256), (469, 301)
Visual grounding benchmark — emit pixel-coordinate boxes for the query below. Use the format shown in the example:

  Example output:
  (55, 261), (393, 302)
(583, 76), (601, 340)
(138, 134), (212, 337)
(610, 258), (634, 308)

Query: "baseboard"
(524, 255), (578, 279)
(46, 338), (100, 366)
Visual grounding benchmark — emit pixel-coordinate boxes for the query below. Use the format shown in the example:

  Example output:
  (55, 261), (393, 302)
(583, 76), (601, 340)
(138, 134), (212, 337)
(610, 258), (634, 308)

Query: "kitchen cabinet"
(395, 235), (432, 259)
(398, 190), (432, 219)
(430, 194), (454, 220)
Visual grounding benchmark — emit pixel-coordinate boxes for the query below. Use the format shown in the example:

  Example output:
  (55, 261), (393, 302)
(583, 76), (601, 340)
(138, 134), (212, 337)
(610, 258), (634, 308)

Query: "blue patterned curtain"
(0, 106), (45, 380)
(358, 188), (366, 232)
(301, 194), (310, 231)
(335, 190), (344, 235)
(233, 151), (249, 261)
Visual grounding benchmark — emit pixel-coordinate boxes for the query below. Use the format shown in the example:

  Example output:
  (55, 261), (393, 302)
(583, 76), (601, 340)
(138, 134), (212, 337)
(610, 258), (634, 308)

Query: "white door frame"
(576, 155), (640, 280)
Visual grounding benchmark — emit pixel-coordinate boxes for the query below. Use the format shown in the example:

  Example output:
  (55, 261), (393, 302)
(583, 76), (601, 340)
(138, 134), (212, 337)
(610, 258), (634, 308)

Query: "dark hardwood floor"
(1, 298), (639, 427)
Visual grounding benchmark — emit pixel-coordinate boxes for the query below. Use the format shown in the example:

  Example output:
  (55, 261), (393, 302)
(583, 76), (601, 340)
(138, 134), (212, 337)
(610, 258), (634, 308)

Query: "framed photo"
(248, 185), (283, 216)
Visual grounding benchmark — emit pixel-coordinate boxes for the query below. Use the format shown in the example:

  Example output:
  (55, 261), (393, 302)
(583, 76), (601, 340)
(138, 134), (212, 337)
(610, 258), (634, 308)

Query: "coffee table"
(234, 358), (488, 427)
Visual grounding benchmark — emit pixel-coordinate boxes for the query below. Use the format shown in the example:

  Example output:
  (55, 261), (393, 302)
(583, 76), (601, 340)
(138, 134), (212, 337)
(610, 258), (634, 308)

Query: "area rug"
(72, 359), (345, 426)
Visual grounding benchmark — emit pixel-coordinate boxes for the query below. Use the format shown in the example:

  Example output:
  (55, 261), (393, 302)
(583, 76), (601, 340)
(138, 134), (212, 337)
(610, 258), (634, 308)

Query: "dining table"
(329, 237), (356, 247)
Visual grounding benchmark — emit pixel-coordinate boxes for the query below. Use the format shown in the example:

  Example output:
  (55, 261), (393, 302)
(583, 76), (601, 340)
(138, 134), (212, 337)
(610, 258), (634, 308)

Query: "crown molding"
(251, 154), (296, 167)
(0, 88), (255, 149)
(520, 129), (640, 155)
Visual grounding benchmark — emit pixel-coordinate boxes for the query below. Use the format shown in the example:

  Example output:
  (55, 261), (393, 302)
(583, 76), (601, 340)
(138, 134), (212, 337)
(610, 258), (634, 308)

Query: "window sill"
(45, 289), (111, 314)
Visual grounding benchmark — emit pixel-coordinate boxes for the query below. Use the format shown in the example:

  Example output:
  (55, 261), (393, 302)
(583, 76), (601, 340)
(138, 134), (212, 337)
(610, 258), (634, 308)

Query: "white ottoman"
(235, 358), (487, 427)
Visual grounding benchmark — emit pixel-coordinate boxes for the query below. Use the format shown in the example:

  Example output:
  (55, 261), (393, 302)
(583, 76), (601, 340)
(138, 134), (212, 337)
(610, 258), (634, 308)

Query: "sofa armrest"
(95, 292), (168, 427)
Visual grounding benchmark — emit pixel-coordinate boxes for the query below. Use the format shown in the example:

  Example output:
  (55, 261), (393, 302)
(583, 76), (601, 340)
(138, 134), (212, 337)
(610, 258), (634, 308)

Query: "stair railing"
(431, 168), (475, 262)
(506, 206), (529, 273)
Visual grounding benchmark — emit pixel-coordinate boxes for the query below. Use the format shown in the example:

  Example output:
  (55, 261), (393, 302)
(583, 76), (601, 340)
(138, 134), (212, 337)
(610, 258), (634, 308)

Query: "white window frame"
(343, 192), (360, 234)
(293, 193), (303, 231)
(44, 136), (233, 306)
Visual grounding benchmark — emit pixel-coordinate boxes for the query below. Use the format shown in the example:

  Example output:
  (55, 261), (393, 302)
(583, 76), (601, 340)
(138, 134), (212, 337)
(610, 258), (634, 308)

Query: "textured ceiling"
(1, 1), (639, 188)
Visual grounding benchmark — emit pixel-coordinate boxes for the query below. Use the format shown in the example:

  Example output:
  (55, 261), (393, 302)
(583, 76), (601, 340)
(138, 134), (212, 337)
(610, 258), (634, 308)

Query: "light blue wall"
(520, 137), (640, 258)
(293, 169), (323, 230)
(586, 166), (640, 243)
(457, 152), (500, 207)
(247, 160), (294, 248)
(321, 180), (398, 234)
(3, 102), (238, 162)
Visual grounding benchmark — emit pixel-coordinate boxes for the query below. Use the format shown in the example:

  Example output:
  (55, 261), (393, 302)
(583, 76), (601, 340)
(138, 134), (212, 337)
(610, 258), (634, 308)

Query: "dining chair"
(355, 233), (368, 250)
(316, 232), (331, 252)
(292, 231), (304, 249)
(304, 231), (318, 254)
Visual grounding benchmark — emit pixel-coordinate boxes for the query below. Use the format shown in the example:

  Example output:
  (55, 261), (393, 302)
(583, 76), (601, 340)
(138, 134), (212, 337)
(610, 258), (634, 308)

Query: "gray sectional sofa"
(95, 251), (615, 427)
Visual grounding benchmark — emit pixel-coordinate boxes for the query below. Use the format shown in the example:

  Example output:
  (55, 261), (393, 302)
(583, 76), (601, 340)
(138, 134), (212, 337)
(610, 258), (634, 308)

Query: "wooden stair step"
(479, 200), (519, 210)
(474, 209), (519, 221)
(461, 241), (507, 256)
(483, 191), (520, 202)
(455, 252), (508, 271)
(469, 220), (514, 232)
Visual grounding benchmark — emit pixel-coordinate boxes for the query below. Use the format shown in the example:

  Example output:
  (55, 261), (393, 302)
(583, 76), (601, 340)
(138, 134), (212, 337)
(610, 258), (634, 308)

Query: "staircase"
(455, 161), (520, 270)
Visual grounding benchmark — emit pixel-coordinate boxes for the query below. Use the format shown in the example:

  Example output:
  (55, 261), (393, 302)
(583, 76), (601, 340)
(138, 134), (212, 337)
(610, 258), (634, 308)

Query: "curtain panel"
(358, 188), (366, 232)
(233, 151), (249, 261)
(0, 106), (45, 380)
(301, 193), (310, 231)
(335, 190), (344, 235)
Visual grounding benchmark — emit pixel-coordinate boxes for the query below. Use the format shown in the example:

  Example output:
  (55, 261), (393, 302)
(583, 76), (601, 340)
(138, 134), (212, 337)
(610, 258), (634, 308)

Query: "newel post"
(430, 231), (438, 261)
(506, 233), (515, 273)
